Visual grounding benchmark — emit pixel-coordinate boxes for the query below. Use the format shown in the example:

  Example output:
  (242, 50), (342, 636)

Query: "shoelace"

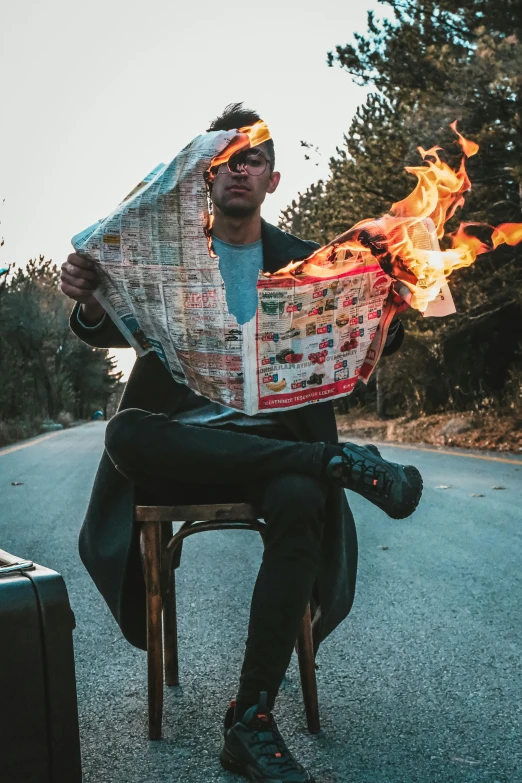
(249, 720), (299, 774)
(339, 453), (394, 498)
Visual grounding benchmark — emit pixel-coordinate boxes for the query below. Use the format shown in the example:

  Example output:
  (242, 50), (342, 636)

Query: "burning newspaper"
(72, 123), (521, 415)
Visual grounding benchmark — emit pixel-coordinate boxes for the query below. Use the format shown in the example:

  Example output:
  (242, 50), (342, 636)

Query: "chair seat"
(135, 503), (258, 523)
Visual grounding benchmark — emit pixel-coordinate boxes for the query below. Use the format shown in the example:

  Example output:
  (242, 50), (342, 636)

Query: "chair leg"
(163, 567), (179, 686)
(141, 522), (164, 740)
(160, 522), (179, 686)
(296, 602), (320, 734)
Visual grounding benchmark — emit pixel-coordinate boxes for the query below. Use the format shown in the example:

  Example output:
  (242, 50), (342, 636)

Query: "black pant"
(105, 408), (329, 709)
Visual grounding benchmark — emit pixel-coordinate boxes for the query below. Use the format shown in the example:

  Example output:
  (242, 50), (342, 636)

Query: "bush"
(0, 419), (42, 447)
(55, 411), (75, 428)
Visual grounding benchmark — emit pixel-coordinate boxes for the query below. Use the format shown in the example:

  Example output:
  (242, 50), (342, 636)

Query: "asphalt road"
(1, 422), (521, 783)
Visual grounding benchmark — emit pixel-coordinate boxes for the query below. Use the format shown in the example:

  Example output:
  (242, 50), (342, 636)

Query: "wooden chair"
(136, 502), (320, 740)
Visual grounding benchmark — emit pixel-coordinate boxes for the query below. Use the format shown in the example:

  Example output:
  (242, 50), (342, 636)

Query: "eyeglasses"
(217, 150), (272, 177)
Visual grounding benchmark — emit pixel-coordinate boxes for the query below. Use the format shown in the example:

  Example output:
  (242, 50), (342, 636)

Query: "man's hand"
(60, 253), (105, 324)
(389, 285), (410, 314)
(335, 219), (388, 254)
(336, 219), (418, 287)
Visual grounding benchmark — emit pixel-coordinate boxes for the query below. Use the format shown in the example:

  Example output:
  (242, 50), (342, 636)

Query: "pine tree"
(0, 256), (122, 440)
(280, 0), (522, 414)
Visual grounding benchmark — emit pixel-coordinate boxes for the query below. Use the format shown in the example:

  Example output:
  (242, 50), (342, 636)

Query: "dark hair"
(207, 102), (275, 167)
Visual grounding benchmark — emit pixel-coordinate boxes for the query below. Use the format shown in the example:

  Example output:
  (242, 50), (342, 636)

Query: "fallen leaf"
(11, 482), (24, 486)
(470, 493), (484, 497)
(492, 486), (506, 490)
(435, 485), (452, 489)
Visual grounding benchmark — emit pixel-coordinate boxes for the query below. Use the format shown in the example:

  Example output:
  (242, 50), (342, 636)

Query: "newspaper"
(72, 131), (453, 415)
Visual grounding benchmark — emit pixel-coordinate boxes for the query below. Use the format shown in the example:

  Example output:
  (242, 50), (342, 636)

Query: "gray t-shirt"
(174, 237), (290, 437)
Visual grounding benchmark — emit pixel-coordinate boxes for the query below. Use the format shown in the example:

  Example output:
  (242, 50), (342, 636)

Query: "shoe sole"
(220, 745), (250, 776)
(362, 444), (423, 520)
(220, 744), (313, 782)
(389, 465), (423, 520)
(220, 745), (279, 782)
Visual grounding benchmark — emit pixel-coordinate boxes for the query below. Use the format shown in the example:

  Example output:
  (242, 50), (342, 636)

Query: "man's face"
(210, 142), (280, 218)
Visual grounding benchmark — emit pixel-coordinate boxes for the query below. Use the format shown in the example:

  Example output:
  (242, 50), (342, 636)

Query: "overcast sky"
(1, 0), (384, 377)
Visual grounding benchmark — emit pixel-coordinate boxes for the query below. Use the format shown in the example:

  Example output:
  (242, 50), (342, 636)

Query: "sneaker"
(326, 442), (423, 520)
(220, 692), (314, 782)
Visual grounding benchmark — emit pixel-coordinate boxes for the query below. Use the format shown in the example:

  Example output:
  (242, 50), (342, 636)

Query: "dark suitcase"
(0, 549), (82, 782)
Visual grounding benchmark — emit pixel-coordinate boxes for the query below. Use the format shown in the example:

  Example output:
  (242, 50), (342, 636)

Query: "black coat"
(71, 220), (403, 653)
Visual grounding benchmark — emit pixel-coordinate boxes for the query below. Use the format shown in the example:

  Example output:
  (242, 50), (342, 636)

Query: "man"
(61, 103), (422, 783)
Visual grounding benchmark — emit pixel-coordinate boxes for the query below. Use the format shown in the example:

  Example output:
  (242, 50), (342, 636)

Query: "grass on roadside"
(336, 409), (522, 454)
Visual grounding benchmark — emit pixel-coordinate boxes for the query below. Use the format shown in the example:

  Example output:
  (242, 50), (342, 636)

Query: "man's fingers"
(60, 269), (97, 291)
(335, 222), (389, 254)
(62, 259), (98, 282)
(357, 228), (388, 254)
(60, 253), (101, 304)
(61, 260), (98, 286)
(61, 282), (97, 304)
(67, 252), (94, 268)
(65, 252), (97, 272)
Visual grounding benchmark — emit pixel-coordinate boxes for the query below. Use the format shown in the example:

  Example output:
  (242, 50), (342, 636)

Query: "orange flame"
(492, 223), (522, 248)
(239, 120), (271, 148)
(205, 119), (521, 313)
(204, 214), (217, 258)
(450, 223), (490, 260)
(269, 121), (521, 312)
(270, 258), (307, 276)
(209, 120), (271, 170)
(450, 120), (479, 157)
(392, 143), (470, 239)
